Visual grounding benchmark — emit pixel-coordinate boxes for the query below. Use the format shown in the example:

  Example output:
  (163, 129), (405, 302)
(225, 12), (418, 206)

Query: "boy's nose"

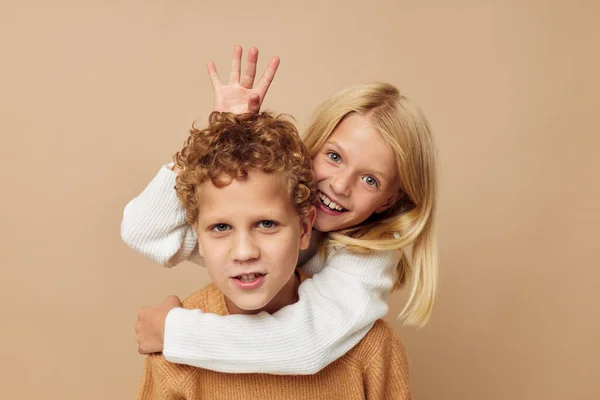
(232, 232), (260, 263)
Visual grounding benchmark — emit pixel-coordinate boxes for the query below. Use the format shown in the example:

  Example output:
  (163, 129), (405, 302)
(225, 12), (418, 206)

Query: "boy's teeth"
(239, 273), (260, 282)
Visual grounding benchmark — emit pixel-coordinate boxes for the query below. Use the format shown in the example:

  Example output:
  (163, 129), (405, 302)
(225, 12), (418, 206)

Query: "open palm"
(208, 46), (280, 114)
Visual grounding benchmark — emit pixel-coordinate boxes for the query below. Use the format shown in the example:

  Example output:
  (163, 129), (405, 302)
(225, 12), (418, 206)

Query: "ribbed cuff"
(163, 307), (201, 364)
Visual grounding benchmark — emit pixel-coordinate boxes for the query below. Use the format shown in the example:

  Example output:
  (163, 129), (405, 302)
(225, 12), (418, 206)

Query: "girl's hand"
(135, 295), (182, 354)
(208, 45), (280, 114)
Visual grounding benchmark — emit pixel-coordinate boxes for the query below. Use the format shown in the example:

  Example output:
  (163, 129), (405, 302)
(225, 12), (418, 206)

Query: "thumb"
(164, 295), (182, 308)
(247, 93), (261, 113)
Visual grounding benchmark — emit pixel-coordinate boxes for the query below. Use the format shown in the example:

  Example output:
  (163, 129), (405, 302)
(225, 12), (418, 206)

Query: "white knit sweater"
(121, 164), (400, 374)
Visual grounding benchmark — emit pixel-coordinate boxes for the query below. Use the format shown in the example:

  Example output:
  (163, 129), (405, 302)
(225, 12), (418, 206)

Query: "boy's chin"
(227, 294), (272, 314)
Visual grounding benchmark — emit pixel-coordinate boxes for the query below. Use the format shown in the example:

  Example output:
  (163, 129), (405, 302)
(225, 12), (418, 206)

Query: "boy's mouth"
(232, 273), (266, 290)
(234, 273), (265, 282)
(317, 191), (348, 213)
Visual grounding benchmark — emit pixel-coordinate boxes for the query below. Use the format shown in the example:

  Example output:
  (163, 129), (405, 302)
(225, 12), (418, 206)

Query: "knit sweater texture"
(137, 275), (410, 400)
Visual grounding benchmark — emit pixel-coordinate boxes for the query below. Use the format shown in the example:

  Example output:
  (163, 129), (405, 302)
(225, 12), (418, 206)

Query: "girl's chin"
(314, 213), (352, 233)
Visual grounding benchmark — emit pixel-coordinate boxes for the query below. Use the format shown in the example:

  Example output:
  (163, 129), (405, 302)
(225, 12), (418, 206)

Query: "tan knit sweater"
(136, 277), (411, 400)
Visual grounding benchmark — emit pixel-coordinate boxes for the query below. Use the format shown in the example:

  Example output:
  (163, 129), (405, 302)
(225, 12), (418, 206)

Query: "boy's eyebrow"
(326, 140), (392, 181)
(199, 211), (288, 224)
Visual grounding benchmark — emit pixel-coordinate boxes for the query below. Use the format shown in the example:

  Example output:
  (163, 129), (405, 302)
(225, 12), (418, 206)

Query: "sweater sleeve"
(136, 355), (182, 400)
(363, 324), (411, 400)
(163, 248), (399, 375)
(120, 163), (204, 267)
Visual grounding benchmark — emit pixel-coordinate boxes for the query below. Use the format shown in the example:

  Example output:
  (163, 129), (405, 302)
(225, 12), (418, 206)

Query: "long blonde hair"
(303, 83), (438, 326)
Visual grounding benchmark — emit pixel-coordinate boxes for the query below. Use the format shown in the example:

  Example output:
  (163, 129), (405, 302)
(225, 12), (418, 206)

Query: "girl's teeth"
(318, 191), (346, 212)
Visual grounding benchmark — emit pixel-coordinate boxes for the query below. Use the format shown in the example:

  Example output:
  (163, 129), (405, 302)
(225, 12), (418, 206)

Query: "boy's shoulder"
(344, 319), (407, 367)
(181, 283), (228, 316)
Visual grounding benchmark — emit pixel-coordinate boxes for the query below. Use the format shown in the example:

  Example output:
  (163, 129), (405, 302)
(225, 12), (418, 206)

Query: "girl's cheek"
(313, 158), (332, 181)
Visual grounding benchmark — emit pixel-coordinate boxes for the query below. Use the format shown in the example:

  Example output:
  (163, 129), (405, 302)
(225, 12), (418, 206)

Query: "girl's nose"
(329, 169), (352, 197)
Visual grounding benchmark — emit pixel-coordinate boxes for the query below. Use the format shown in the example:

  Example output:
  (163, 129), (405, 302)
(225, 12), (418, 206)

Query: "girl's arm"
(121, 163), (203, 267)
(163, 248), (399, 374)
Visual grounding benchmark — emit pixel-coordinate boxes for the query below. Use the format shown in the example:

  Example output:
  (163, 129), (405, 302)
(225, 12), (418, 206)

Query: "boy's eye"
(212, 223), (230, 232)
(327, 152), (341, 163)
(362, 176), (378, 187)
(257, 220), (277, 229)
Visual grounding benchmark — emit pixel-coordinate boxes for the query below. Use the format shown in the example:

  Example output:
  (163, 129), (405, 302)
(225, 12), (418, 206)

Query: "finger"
(207, 62), (221, 89)
(229, 45), (243, 85)
(255, 56), (280, 101)
(247, 93), (261, 113)
(240, 46), (258, 89)
(165, 295), (182, 307)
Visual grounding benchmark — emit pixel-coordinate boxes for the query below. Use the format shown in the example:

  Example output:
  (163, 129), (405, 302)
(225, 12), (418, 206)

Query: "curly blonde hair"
(174, 112), (316, 225)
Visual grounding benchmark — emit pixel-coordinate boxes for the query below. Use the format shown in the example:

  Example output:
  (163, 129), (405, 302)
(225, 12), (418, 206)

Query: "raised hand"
(208, 45), (280, 114)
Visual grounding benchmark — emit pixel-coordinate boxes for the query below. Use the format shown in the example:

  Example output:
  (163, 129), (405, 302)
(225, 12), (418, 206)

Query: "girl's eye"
(327, 152), (341, 163)
(362, 176), (378, 187)
(257, 220), (277, 229)
(212, 223), (230, 232)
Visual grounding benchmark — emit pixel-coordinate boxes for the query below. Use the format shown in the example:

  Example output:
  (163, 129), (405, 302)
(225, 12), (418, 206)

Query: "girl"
(123, 46), (437, 374)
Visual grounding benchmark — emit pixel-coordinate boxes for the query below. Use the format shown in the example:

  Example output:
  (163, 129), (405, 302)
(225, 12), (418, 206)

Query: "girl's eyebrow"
(326, 141), (391, 181)
(326, 140), (343, 152)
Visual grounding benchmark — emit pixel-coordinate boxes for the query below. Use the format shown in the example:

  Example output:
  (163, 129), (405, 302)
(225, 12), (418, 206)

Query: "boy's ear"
(299, 206), (316, 250)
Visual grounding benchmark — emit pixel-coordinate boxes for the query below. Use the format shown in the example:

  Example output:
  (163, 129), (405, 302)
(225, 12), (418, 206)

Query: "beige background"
(1, 0), (598, 399)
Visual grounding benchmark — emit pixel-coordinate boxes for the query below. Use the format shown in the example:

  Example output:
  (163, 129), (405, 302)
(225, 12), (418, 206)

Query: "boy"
(136, 112), (410, 399)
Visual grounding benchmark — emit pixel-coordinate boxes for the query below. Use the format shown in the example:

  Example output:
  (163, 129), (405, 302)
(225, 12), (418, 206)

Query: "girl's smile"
(316, 190), (349, 214)
(311, 113), (399, 232)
